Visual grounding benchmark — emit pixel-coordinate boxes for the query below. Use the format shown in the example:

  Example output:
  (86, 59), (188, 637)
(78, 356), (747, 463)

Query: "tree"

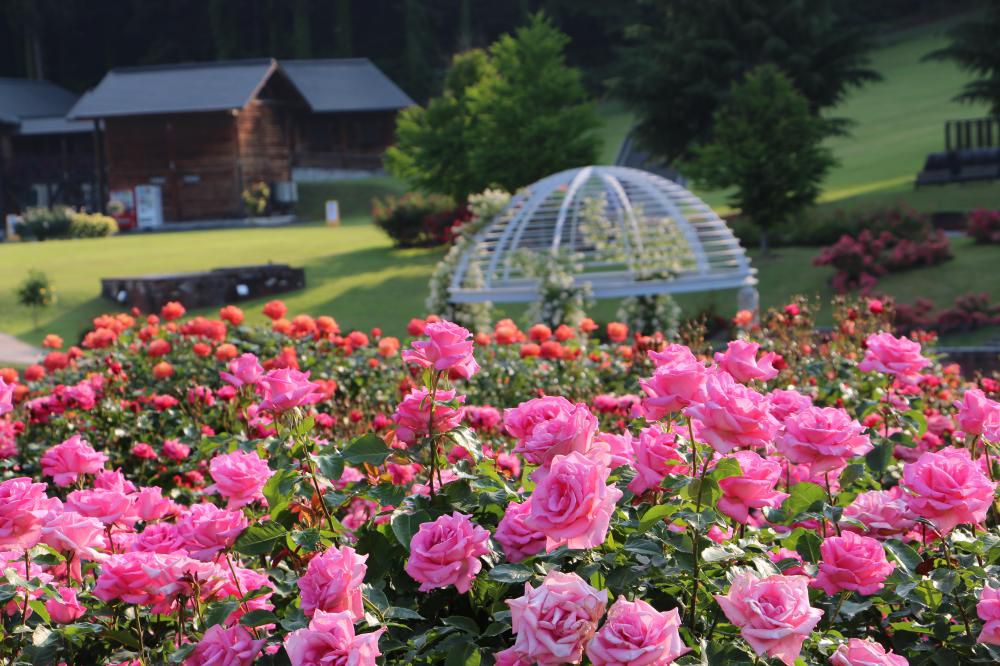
(385, 50), (497, 202)
(688, 65), (837, 253)
(387, 13), (600, 201)
(618, 0), (878, 161)
(926, 2), (1000, 115)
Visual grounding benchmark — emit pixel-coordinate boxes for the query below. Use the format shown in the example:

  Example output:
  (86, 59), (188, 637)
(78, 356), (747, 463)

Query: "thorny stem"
(133, 605), (148, 665)
(688, 421), (711, 632)
(305, 456), (336, 533)
(824, 472), (842, 536)
(225, 552), (261, 639)
(426, 371), (442, 498)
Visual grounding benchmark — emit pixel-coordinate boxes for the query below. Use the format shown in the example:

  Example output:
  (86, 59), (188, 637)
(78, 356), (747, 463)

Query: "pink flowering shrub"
(0, 298), (998, 663)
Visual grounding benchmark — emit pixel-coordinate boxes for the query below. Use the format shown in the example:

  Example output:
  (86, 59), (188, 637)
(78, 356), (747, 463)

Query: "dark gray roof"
(69, 59), (284, 119)
(280, 59), (414, 112)
(17, 116), (94, 135)
(0, 78), (78, 125)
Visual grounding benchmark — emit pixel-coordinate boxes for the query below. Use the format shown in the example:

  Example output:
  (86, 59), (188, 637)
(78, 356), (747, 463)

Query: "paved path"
(0, 333), (43, 367)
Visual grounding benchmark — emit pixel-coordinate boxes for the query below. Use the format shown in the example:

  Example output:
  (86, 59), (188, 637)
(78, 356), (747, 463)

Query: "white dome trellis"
(448, 166), (758, 309)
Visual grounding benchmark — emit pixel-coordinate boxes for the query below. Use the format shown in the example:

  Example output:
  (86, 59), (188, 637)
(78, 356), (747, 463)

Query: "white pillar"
(738, 286), (760, 322)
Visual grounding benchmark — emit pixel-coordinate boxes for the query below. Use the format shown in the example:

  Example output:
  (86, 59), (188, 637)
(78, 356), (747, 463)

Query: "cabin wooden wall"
(292, 110), (396, 170)
(237, 100), (292, 186)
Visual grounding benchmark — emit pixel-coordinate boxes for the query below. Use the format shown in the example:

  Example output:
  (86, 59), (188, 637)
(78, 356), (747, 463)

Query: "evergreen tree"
(926, 2), (1000, 115)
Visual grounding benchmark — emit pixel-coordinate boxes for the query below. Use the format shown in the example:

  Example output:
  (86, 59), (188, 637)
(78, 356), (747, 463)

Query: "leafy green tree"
(16, 269), (54, 328)
(385, 50), (496, 202)
(618, 0), (878, 161)
(688, 65), (837, 253)
(926, 2), (1000, 115)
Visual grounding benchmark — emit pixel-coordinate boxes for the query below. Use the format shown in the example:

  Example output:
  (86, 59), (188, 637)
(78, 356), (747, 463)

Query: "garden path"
(0, 332), (42, 366)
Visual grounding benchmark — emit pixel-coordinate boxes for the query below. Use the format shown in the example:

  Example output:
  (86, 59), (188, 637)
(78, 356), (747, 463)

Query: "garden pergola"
(448, 166), (759, 312)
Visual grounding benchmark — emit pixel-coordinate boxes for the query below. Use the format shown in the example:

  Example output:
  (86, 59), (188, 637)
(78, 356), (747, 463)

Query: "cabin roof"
(0, 78), (79, 125)
(281, 58), (414, 112)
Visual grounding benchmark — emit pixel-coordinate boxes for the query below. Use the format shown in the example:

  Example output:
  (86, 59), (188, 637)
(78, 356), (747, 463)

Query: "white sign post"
(325, 200), (340, 226)
(135, 184), (164, 229)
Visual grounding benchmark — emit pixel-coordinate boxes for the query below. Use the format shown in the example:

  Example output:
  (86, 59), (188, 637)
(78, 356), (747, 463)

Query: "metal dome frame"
(448, 166), (758, 307)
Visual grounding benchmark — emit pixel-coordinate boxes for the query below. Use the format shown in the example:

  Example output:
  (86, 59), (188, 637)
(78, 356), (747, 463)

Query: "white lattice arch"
(449, 166), (758, 309)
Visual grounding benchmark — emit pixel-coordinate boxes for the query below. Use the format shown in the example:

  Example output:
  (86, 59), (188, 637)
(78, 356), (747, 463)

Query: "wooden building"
(0, 78), (97, 219)
(281, 59), (414, 175)
(69, 59), (308, 222)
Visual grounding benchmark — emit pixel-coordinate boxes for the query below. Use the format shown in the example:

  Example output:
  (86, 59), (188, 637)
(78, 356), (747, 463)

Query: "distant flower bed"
(1, 297), (1000, 664)
(372, 193), (471, 247)
(968, 208), (1000, 244)
(15, 206), (118, 241)
(894, 292), (1000, 336)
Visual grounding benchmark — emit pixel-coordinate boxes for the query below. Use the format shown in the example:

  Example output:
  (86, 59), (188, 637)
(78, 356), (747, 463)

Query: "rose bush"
(0, 296), (998, 664)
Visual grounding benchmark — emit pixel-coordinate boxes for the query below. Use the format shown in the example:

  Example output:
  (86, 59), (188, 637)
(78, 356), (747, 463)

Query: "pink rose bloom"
(162, 438), (190, 461)
(284, 610), (384, 666)
(219, 566), (275, 625)
(586, 596), (689, 666)
(185, 624), (265, 666)
(714, 340), (779, 383)
(495, 648), (533, 666)
(768, 548), (805, 576)
(298, 545), (367, 619)
(206, 450), (274, 508)
(978, 584), (1000, 645)
(777, 406), (872, 474)
(258, 368), (324, 413)
(629, 426), (688, 495)
(131, 442), (156, 459)
(902, 447), (996, 535)
(505, 396), (598, 467)
(0, 378), (12, 415)
(46, 587), (86, 624)
(858, 332), (930, 379)
(405, 512), (490, 593)
(401, 320), (480, 379)
(0, 477), (57, 549)
(717, 451), (789, 524)
(66, 488), (135, 526)
(842, 487), (917, 540)
(526, 451), (623, 552)
(94, 469), (137, 494)
(464, 405), (502, 431)
(684, 370), (778, 454)
(174, 503), (249, 560)
(639, 345), (708, 420)
(132, 486), (179, 522)
(41, 510), (107, 570)
(495, 499), (546, 563)
(593, 431), (635, 470)
(507, 571), (607, 666)
(40, 434), (108, 487)
(813, 531), (895, 596)
(495, 452), (522, 479)
(94, 551), (215, 614)
(956, 388), (1000, 437)
(393, 387), (465, 446)
(219, 353), (264, 387)
(767, 388), (813, 422)
(830, 638), (908, 666)
(133, 522), (186, 554)
(715, 573), (822, 666)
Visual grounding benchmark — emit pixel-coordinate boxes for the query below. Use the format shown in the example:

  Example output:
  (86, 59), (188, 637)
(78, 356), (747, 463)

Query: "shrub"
(968, 208), (1000, 244)
(372, 192), (466, 247)
(16, 269), (54, 327)
(15, 206), (73, 240)
(68, 211), (118, 238)
(241, 181), (270, 216)
(895, 292), (1000, 335)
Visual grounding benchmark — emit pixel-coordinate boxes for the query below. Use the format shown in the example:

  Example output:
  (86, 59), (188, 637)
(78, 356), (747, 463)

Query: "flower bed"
(1, 298), (1000, 665)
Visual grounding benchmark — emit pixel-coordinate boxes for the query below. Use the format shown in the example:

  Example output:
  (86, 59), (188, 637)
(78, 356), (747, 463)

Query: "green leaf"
(710, 457), (743, 480)
(782, 482), (826, 518)
(239, 609), (279, 627)
(28, 599), (50, 623)
(902, 409), (928, 437)
(444, 640), (482, 666)
(488, 564), (533, 584)
(639, 504), (677, 532)
(169, 644), (198, 663)
(102, 628), (141, 649)
(291, 528), (323, 552)
(795, 531), (823, 563)
(263, 469), (299, 514)
(391, 510), (431, 551)
(234, 521), (287, 556)
(204, 600), (239, 628)
(315, 454), (345, 481)
(885, 539), (922, 577)
(865, 442), (893, 475)
(343, 433), (392, 466)
(443, 616), (479, 634)
(838, 463), (865, 489)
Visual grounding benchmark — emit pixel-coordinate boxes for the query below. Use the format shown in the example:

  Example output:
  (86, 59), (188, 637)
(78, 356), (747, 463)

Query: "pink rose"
(94, 551), (216, 614)
(405, 512), (490, 593)
(284, 610), (384, 666)
(495, 648), (533, 666)
(629, 426), (688, 494)
(714, 340), (779, 383)
(185, 624), (265, 666)
(902, 447), (996, 535)
(777, 406), (872, 474)
(46, 587), (86, 624)
(526, 451), (623, 551)
(507, 571), (607, 666)
(768, 548), (805, 576)
(714, 573), (823, 666)
(505, 396), (598, 467)
(393, 387), (465, 446)
(978, 584), (1000, 645)
(174, 503), (249, 560)
(133, 522), (186, 554)
(464, 405), (502, 431)
(593, 431), (635, 470)
(830, 638), (909, 666)
(66, 488), (135, 526)
(94, 469), (137, 494)
(813, 531), (894, 596)
(494, 499), (546, 563)
(163, 438), (190, 461)
(401, 320), (480, 379)
(206, 450), (274, 508)
(258, 368), (324, 413)
(218, 566), (275, 626)
(0, 477), (57, 549)
(586, 596), (689, 666)
(841, 487), (917, 540)
(0, 378), (12, 415)
(956, 388), (1000, 437)
(40, 434), (108, 487)
(717, 451), (789, 524)
(767, 388), (813, 422)
(41, 510), (107, 570)
(684, 370), (778, 454)
(219, 353), (264, 387)
(858, 332), (930, 379)
(298, 545), (367, 619)
(639, 345), (708, 419)
(132, 486), (179, 522)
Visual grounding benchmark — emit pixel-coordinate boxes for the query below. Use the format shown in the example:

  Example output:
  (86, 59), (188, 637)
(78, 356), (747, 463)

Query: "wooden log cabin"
(69, 59), (308, 222)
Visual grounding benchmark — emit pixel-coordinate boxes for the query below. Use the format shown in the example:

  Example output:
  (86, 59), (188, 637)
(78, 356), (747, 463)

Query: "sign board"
(135, 184), (164, 229)
(325, 200), (340, 226)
